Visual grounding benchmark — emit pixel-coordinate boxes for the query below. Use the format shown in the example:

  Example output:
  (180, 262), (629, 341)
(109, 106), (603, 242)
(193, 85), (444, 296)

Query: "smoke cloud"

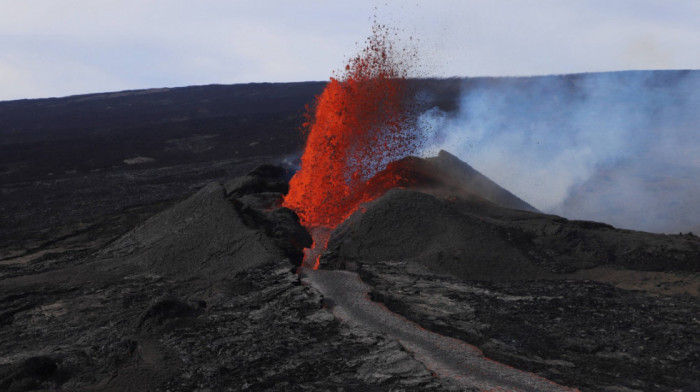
(420, 70), (700, 234)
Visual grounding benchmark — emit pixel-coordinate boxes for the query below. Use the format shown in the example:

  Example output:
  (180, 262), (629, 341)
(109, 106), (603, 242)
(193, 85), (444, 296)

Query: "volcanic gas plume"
(283, 24), (427, 267)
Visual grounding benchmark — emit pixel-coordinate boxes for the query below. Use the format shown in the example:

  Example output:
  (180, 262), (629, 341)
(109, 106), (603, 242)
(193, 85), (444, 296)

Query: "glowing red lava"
(284, 24), (424, 269)
(284, 24), (425, 268)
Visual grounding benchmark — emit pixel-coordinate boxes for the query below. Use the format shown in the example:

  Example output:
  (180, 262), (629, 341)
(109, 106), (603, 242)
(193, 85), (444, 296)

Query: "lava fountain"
(283, 24), (427, 269)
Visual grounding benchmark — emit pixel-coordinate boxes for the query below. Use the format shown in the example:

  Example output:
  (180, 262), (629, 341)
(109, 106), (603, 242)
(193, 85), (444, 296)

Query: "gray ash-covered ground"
(1, 166), (458, 391)
(2, 81), (699, 391)
(320, 153), (700, 391)
(3, 158), (696, 391)
(359, 260), (700, 391)
(0, 256), (454, 391)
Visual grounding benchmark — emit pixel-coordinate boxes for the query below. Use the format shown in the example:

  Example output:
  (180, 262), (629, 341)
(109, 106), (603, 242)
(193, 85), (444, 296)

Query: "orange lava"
(284, 23), (424, 234)
(301, 227), (332, 269)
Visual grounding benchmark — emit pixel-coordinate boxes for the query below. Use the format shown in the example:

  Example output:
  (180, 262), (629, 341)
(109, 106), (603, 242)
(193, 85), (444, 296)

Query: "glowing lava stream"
(301, 269), (578, 392)
(301, 228), (332, 269)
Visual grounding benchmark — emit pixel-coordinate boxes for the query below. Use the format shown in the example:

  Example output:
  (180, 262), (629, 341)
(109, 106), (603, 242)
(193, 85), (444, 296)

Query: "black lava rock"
(0, 356), (60, 392)
(136, 295), (206, 331)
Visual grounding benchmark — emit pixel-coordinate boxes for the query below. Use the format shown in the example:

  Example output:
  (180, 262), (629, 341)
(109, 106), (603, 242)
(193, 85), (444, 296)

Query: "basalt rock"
(319, 169), (700, 391)
(100, 164), (310, 276)
(224, 163), (291, 198)
(2, 152), (699, 391)
(99, 181), (286, 277)
(136, 295), (206, 331)
(230, 201), (311, 266)
(358, 260), (700, 392)
(0, 356), (63, 392)
(324, 188), (549, 281)
(0, 168), (453, 391)
(324, 186), (700, 278)
(226, 164), (312, 265)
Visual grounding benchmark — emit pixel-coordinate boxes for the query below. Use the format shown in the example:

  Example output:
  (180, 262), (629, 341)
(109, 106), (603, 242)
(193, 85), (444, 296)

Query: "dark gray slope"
(1, 167), (461, 391)
(324, 188), (700, 279)
(359, 260), (700, 392)
(2, 156), (698, 391)
(325, 189), (548, 281)
(320, 164), (699, 392)
(99, 182), (284, 277)
(304, 269), (574, 391)
(0, 258), (458, 391)
(427, 150), (538, 212)
(98, 164), (312, 278)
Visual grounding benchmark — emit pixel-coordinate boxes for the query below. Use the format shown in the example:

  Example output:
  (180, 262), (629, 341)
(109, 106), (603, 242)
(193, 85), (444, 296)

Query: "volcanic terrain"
(1, 79), (699, 391)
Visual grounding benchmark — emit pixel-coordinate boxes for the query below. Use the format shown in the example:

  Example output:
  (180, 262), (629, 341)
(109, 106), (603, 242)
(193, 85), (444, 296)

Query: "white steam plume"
(420, 70), (700, 234)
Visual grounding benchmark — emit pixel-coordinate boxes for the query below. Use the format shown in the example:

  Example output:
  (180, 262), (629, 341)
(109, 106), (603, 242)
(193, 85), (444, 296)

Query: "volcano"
(1, 80), (699, 391)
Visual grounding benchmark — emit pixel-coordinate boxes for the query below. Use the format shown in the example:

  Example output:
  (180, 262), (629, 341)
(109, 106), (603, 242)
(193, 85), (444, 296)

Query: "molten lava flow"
(284, 24), (425, 269)
(302, 227), (332, 270)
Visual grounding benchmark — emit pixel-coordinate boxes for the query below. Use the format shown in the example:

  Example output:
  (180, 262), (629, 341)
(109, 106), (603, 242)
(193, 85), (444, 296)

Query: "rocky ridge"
(1, 166), (459, 391)
(2, 157), (699, 391)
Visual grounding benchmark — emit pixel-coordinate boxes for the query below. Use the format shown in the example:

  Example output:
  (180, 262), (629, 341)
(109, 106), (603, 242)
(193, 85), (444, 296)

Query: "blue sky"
(1, 0), (700, 101)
